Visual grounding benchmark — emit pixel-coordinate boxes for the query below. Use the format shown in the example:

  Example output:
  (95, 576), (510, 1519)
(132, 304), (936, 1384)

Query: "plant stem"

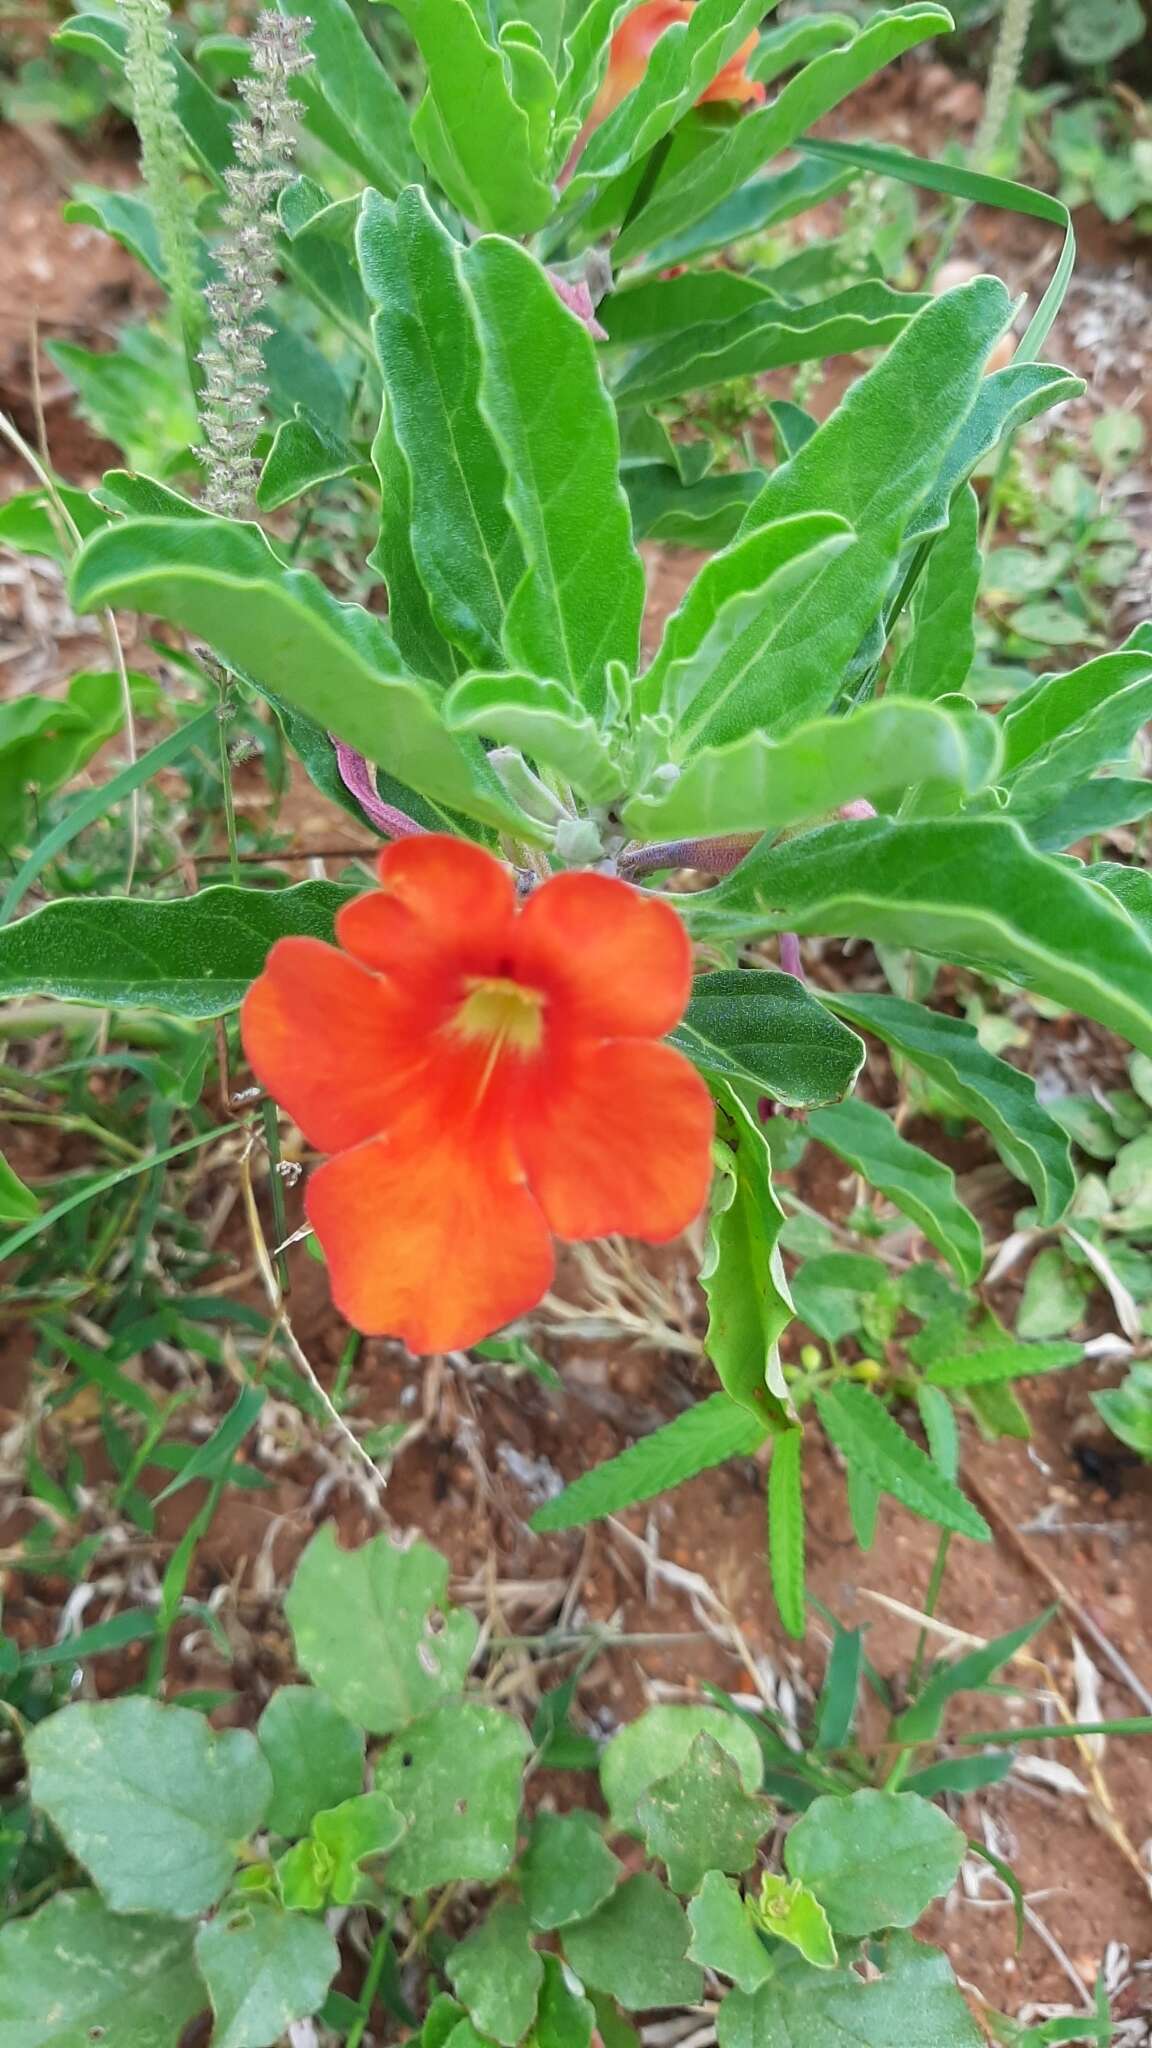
(345, 1918), (397, 2048)
(215, 683), (241, 886)
(260, 1098), (290, 1295)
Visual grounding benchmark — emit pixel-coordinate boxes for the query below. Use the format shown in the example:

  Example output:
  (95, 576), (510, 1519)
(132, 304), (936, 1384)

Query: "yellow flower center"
(449, 976), (545, 1058)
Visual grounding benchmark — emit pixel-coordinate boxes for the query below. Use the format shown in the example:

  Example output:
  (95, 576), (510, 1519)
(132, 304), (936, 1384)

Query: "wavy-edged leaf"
(444, 672), (622, 803)
(0, 881), (355, 1018)
(563, 0), (767, 203)
(1027, 775), (1152, 853)
(1001, 649), (1152, 819)
(750, 13), (858, 82)
(627, 699), (999, 837)
(618, 7), (952, 259)
(529, 1394), (768, 1532)
(600, 269), (781, 348)
(69, 519), (533, 834)
(623, 462), (765, 547)
(814, 1383), (989, 1540)
(389, 0), (552, 232)
(889, 484), (980, 700)
(614, 282), (928, 406)
(768, 1428), (805, 1640)
(359, 188), (523, 671)
(807, 1097), (983, 1285)
(663, 281), (1012, 749)
(823, 990), (1075, 1225)
(463, 237), (644, 716)
(1087, 859), (1152, 944)
(683, 817), (1152, 1059)
(701, 1091), (795, 1430)
(275, 0), (418, 194)
(635, 510), (853, 729)
(673, 969), (863, 1109)
(256, 412), (369, 511)
(639, 155), (853, 273)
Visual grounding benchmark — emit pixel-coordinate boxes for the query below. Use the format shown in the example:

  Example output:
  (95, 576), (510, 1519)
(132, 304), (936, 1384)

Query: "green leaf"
(602, 270), (782, 348)
(627, 700), (999, 835)
(619, 7), (954, 259)
(917, 1385), (959, 1483)
(633, 511), (852, 732)
(285, 1525), (478, 1736)
(257, 1686), (365, 1838)
(658, 282), (1012, 749)
(614, 283), (928, 406)
(448, 1901), (543, 2046)
(768, 1428), (806, 1641)
(1093, 1364), (1152, 1460)
(529, 1393), (768, 1532)
(311, 1790), (407, 1904)
(623, 462), (764, 548)
(1001, 651), (1152, 820)
(753, 1874), (837, 1969)
(375, 1701), (530, 1893)
(674, 969), (864, 1109)
(275, 0), (418, 195)
(1027, 776), (1152, 854)
(531, 1957), (595, 2048)
(688, 1873), (774, 1993)
(462, 237), (644, 714)
(390, 0), (552, 232)
(701, 1095), (795, 1428)
(369, 403), (460, 682)
(846, 1464), (880, 1549)
(69, 519), (532, 835)
(814, 1384), (989, 1541)
(892, 1610), (1053, 1745)
(561, 1875), (703, 2008)
(717, 1933), (982, 2048)
(444, 672), (622, 803)
(807, 1097), (982, 1285)
(813, 1626), (863, 1751)
(58, 13), (236, 177)
(520, 1812), (621, 1931)
(600, 1703), (763, 1834)
(0, 881), (355, 1018)
(785, 1789), (965, 1936)
(924, 1341), (1082, 1388)
(26, 1697), (271, 1917)
(685, 817), (1152, 1060)
(0, 482), (108, 564)
(563, 0), (766, 202)
(889, 484), (980, 700)
(639, 155), (853, 273)
(256, 412), (368, 511)
(0, 1150), (38, 1223)
(359, 188), (523, 671)
(0, 1890), (205, 2048)
(637, 1731), (770, 1893)
(194, 1903), (338, 2048)
(749, 13), (858, 82)
(791, 1253), (888, 1345)
(824, 991), (1075, 1226)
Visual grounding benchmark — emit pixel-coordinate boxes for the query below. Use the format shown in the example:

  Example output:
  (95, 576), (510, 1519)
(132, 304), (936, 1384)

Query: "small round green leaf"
(600, 1704), (763, 1833)
(447, 1900), (544, 2045)
(0, 1890), (205, 2047)
(785, 1789), (965, 1936)
(375, 1700), (531, 1893)
(637, 1733), (771, 1893)
(195, 1901), (339, 2048)
(26, 1697), (271, 1918)
(520, 1811), (621, 1930)
(257, 1685), (365, 1838)
(561, 1874), (703, 2010)
(687, 1872), (774, 1993)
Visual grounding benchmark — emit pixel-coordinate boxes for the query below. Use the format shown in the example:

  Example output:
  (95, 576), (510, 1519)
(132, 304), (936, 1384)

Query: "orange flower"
(241, 836), (714, 1354)
(589, 0), (765, 129)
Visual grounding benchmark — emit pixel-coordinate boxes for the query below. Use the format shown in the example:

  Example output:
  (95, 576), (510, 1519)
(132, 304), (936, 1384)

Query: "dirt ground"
(2, 52), (1152, 2036)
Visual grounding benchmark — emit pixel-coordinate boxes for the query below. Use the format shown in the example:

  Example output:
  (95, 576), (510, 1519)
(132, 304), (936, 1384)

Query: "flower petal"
(520, 1039), (714, 1242)
(306, 1128), (554, 1352)
(241, 937), (421, 1152)
(513, 872), (693, 1040)
(337, 834), (517, 981)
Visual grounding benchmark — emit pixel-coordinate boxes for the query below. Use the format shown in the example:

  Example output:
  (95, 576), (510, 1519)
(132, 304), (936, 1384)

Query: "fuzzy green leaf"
(529, 1394), (768, 1533)
(807, 1097), (983, 1285)
(814, 1384), (989, 1541)
(675, 969), (864, 1109)
(767, 1429), (806, 1641)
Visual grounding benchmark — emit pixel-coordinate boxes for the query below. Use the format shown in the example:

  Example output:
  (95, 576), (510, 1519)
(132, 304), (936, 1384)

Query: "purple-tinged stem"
(618, 833), (760, 881)
(778, 932), (804, 980)
(332, 739), (425, 840)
